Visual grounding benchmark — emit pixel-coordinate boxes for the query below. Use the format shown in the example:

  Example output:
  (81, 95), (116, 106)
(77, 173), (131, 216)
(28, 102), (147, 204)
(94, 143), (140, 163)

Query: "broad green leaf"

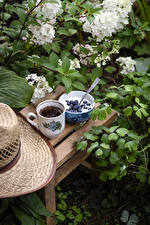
(107, 126), (119, 133)
(76, 141), (87, 151)
(108, 133), (118, 141)
(0, 69), (33, 108)
(110, 152), (119, 164)
(68, 28), (77, 35)
(116, 128), (128, 137)
(43, 43), (51, 54)
(83, 132), (98, 141)
(87, 142), (99, 153)
(51, 42), (60, 53)
(135, 57), (150, 72)
(123, 106), (133, 116)
(98, 108), (107, 121)
(20, 192), (52, 217)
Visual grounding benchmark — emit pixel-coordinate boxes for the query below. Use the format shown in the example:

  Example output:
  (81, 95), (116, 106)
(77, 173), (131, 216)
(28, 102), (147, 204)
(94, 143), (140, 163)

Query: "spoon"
(79, 78), (100, 105)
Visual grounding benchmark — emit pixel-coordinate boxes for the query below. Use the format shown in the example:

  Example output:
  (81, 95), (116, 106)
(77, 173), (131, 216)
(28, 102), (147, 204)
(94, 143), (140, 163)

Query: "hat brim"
(0, 112), (56, 198)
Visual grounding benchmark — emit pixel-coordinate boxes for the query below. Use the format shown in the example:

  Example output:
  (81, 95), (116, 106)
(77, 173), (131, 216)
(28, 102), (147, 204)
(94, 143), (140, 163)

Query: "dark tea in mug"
(40, 106), (63, 118)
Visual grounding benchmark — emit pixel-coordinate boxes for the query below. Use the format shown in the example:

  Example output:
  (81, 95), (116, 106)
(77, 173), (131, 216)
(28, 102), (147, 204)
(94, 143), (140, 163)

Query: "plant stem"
(17, 0), (44, 40)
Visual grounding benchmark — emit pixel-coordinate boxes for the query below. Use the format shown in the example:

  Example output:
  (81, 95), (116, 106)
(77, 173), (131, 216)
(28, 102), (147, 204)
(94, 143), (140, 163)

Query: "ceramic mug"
(26, 100), (65, 139)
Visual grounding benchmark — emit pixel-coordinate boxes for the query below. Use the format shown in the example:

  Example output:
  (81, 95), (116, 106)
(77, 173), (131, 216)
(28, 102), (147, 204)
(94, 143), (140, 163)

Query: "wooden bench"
(20, 86), (117, 225)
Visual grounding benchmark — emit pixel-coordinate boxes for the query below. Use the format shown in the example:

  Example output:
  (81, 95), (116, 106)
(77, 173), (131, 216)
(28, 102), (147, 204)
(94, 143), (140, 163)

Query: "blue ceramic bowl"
(58, 91), (95, 123)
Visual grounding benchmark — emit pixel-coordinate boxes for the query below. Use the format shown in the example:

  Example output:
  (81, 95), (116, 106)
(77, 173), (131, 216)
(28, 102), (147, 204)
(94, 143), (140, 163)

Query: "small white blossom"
(58, 58), (80, 70)
(26, 74), (53, 103)
(116, 56), (136, 74)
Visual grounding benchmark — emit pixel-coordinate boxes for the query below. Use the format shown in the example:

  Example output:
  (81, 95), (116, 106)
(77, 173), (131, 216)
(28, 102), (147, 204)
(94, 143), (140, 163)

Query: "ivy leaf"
(95, 149), (103, 157)
(76, 141), (87, 151)
(87, 142), (99, 153)
(125, 141), (138, 151)
(100, 143), (109, 149)
(116, 128), (128, 137)
(83, 132), (98, 141)
(107, 126), (119, 133)
(117, 138), (125, 147)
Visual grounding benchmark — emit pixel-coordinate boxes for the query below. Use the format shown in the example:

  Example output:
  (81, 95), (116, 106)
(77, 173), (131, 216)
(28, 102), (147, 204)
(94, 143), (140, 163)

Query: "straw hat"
(0, 103), (56, 198)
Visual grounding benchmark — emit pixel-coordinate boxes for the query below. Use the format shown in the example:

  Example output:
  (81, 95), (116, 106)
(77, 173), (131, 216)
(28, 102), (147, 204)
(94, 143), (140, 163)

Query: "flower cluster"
(80, 0), (134, 42)
(73, 43), (96, 65)
(26, 74), (53, 103)
(116, 56), (136, 74)
(58, 58), (80, 70)
(94, 39), (120, 67)
(28, 0), (62, 45)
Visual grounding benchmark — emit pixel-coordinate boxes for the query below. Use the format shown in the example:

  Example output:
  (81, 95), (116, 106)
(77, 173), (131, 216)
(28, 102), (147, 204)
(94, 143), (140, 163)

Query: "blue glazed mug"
(26, 100), (65, 139)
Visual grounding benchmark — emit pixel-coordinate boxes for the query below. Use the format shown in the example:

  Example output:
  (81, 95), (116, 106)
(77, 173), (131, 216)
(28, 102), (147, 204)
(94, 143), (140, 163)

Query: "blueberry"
(87, 103), (91, 106)
(70, 100), (74, 104)
(84, 106), (88, 109)
(73, 105), (79, 110)
(77, 108), (82, 112)
(81, 104), (84, 108)
(88, 107), (91, 110)
(70, 104), (74, 108)
(83, 101), (87, 104)
(74, 100), (78, 105)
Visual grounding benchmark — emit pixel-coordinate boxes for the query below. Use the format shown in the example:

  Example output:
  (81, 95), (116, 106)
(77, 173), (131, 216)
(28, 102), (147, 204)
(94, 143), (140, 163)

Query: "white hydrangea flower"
(26, 74), (53, 103)
(36, 0), (62, 23)
(29, 22), (55, 45)
(81, 0), (134, 42)
(116, 56), (136, 74)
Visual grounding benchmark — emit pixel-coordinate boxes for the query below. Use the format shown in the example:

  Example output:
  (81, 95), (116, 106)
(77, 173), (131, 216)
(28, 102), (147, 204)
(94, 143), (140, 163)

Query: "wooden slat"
(55, 110), (117, 168)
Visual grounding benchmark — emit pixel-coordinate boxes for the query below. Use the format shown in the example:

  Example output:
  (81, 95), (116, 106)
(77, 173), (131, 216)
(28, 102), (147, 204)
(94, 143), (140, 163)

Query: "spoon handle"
(80, 78), (100, 104)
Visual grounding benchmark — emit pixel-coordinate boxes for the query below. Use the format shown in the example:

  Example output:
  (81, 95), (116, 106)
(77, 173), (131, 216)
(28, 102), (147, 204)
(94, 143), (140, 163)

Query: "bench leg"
(39, 177), (56, 225)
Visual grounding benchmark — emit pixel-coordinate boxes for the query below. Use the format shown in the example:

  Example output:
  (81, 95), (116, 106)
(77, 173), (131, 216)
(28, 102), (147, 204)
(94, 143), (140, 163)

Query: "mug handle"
(26, 112), (38, 129)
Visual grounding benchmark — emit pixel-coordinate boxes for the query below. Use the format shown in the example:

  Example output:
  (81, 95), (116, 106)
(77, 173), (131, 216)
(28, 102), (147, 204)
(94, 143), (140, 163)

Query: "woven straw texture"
(0, 104), (20, 168)
(0, 104), (55, 198)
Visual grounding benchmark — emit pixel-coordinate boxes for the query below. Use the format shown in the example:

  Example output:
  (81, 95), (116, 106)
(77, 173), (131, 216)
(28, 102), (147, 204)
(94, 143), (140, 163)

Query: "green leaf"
(108, 133), (118, 141)
(49, 52), (59, 67)
(135, 57), (150, 72)
(127, 214), (139, 225)
(20, 192), (52, 217)
(87, 142), (99, 153)
(95, 149), (103, 157)
(43, 44), (51, 54)
(68, 28), (77, 35)
(123, 106), (133, 116)
(83, 132), (98, 141)
(116, 128), (128, 137)
(100, 143), (109, 149)
(62, 77), (72, 90)
(51, 42), (60, 53)
(120, 210), (129, 223)
(0, 69), (33, 108)
(125, 141), (138, 151)
(62, 57), (70, 72)
(117, 138), (125, 147)
(106, 92), (118, 99)
(97, 108), (107, 121)
(72, 82), (85, 90)
(107, 126), (119, 133)
(105, 66), (117, 73)
(76, 141), (87, 151)
(110, 152), (119, 164)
